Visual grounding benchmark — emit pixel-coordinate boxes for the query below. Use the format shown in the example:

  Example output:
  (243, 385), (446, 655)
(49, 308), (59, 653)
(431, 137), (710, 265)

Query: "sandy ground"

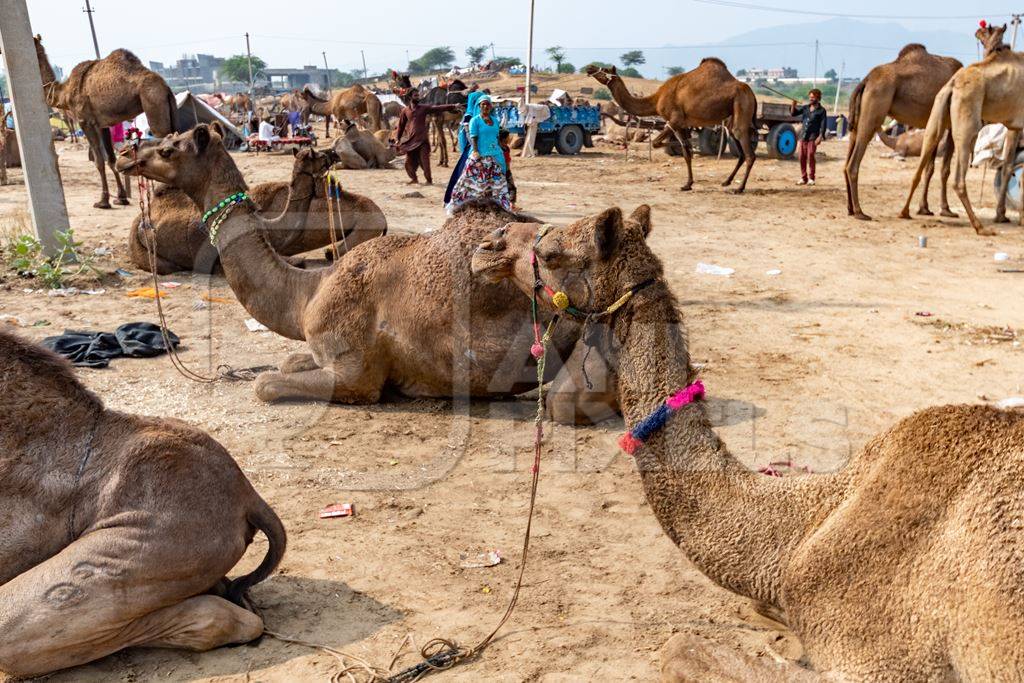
(1, 134), (1022, 682)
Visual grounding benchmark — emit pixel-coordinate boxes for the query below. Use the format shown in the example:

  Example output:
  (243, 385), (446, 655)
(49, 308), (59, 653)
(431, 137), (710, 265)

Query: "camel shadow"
(42, 576), (402, 682)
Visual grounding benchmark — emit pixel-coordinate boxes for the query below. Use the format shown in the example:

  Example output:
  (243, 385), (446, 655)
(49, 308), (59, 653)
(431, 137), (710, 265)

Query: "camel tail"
(227, 494), (287, 606)
(919, 85), (953, 161)
(848, 80), (866, 133)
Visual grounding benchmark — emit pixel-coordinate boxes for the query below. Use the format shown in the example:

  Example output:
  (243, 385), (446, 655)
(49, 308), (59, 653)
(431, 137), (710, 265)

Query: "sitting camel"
(128, 147), (386, 274)
(903, 23), (1024, 235)
(586, 62), (757, 192)
(116, 125), (609, 422)
(0, 330), (285, 677)
(331, 119), (397, 170)
(472, 205), (1024, 679)
(877, 127), (928, 158)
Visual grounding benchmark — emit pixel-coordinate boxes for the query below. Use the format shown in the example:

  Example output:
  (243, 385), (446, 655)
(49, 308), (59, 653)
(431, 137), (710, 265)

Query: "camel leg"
(280, 352), (319, 373)
(900, 129), (946, 220)
(725, 125), (755, 193)
(667, 124), (694, 191)
(82, 126), (112, 209)
(915, 152), (937, 215)
(950, 122), (992, 236)
(254, 352), (386, 404)
(0, 528), (259, 678)
(844, 107), (886, 220)
(101, 127), (130, 205)
(994, 129), (1021, 223)
(938, 131), (957, 217)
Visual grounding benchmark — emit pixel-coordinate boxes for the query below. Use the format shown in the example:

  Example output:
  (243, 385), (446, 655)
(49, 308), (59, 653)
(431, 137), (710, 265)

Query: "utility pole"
(490, 42), (496, 60)
(833, 59), (844, 112)
(813, 39), (819, 82)
(83, 0), (100, 59)
(0, 0), (71, 257)
(525, 0), (535, 105)
(244, 32), (254, 110)
(322, 51), (331, 93)
(1012, 14), (1022, 49)
(361, 50), (368, 81)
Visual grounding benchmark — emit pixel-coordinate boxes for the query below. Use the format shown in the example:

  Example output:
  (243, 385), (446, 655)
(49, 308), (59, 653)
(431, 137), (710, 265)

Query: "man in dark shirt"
(790, 88), (827, 185)
(394, 89), (460, 185)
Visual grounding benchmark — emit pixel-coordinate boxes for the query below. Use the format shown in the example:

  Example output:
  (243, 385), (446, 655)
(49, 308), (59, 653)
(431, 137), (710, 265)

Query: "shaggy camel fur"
(331, 119), (397, 169)
(586, 61), (757, 192)
(32, 36), (176, 209)
(0, 330), (285, 677)
(117, 125), (611, 422)
(844, 44), (962, 220)
(300, 85), (383, 136)
(472, 205), (1024, 680)
(128, 147), (386, 274)
(903, 31), (1024, 235)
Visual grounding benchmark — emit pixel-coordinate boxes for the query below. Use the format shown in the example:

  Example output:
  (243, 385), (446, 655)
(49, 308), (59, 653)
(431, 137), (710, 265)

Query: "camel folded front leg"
(255, 351), (387, 404)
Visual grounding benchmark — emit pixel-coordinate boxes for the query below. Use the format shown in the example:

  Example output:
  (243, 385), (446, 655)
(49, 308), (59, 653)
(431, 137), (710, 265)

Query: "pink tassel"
(530, 342), (544, 359)
(618, 432), (643, 455)
(666, 380), (705, 410)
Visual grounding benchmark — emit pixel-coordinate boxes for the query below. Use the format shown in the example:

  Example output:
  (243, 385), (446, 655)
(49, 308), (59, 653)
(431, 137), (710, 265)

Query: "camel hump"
(897, 43), (928, 59)
(0, 329), (102, 412)
(699, 57), (729, 69)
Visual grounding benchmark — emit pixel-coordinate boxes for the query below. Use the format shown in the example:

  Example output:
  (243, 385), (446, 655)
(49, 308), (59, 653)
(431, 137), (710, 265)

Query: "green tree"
(736, 68), (748, 77)
(545, 45), (566, 70)
(466, 45), (488, 66)
(593, 87), (612, 101)
(408, 46), (456, 73)
(666, 66), (685, 76)
(620, 67), (643, 78)
(824, 68), (838, 81)
(220, 54), (266, 83)
(557, 62), (576, 74)
(620, 50), (646, 67)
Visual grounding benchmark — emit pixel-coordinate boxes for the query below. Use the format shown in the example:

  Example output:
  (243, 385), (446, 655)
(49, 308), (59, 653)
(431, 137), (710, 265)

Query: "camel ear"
(192, 124), (211, 155)
(628, 205), (652, 239)
(209, 120), (225, 139)
(609, 66), (618, 75)
(292, 146), (299, 157)
(1002, 23), (1008, 32)
(594, 207), (623, 261)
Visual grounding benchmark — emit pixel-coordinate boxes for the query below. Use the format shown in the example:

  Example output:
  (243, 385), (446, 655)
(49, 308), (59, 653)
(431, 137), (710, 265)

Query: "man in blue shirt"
(790, 88), (827, 185)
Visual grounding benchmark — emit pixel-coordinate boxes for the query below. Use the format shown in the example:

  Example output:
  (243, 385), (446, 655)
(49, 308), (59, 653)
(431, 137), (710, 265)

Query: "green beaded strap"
(202, 192), (251, 246)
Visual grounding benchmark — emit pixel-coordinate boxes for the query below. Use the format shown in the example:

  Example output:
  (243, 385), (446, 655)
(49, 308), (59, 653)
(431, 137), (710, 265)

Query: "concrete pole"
(1012, 14), (1022, 50)
(525, 0), (535, 105)
(361, 50), (368, 81)
(0, 0), (71, 257)
(322, 51), (331, 93)
(83, 0), (101, 59)
(245, 32), (254, 110)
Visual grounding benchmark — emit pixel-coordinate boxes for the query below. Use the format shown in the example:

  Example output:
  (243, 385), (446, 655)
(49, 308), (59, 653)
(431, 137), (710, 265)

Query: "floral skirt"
(445, 154), (511, 215)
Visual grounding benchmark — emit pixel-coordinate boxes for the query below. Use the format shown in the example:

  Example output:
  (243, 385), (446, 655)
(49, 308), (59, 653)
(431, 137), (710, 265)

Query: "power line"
(690, 0), (1011, 20)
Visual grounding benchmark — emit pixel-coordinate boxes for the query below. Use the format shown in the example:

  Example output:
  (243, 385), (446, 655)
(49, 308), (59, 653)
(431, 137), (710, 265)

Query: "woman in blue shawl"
(444, 95), (511, 214)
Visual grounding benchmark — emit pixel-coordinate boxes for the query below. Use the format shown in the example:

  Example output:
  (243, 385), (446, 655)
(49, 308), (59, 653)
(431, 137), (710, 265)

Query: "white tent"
(132, 91), (245, 148)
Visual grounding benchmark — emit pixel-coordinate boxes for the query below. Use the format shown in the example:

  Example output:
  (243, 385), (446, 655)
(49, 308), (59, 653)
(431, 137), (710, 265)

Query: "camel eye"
(158, 148), (173, 159)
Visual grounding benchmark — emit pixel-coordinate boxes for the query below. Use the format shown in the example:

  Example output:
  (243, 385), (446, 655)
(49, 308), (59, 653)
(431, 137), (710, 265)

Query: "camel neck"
(607, 78), (659, 117)
(611, 291), (843, 607)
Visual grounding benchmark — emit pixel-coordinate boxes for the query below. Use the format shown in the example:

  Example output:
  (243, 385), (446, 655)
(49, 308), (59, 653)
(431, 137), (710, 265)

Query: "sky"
(15, 0), (1022, 79)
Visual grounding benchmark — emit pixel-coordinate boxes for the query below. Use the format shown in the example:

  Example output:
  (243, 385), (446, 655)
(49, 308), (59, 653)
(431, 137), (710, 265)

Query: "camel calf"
(0, 330), (285, 677)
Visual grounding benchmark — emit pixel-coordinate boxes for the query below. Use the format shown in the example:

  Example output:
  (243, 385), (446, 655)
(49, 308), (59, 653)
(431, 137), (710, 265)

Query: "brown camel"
(382, 100), (403, 128)
(128, 147), (386, 274)
(844, 44), (962, 220)
(903, 26), (1024, 235)
(300, 84), (383, 137)
(876, 127), (939, 158)
(0, 330), (285, 677)
(299, 86), (335, 137)
(586, 61), (757, 192)
(472, 204), (1024, 680)
(116, 124), (610, 422)
(31, 35), (176, 209)
(331, 118), (397, 169)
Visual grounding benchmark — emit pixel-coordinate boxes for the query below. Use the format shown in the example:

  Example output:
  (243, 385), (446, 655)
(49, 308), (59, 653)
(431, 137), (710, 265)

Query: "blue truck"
(494, 103), (602, 155)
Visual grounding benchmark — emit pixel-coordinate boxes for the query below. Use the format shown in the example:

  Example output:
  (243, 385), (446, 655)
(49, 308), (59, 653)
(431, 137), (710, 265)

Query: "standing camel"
(586, 61), (757, 193)
(844, 44), (962, 220)
(472, 205), (1024, 680)
(30, 35), (176, 209)
(299, 84), (383, 137)
(903, 24), (1024, 236)
(420, 79), (468, 167)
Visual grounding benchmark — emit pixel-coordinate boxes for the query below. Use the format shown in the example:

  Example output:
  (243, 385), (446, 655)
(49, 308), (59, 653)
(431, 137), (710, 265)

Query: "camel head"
(472, 205), (658, 313)
(116, 124), (222, 194)
(291, 145), (339, 180)
(585, 64), (618, 86)
(340, 119), (360, 138)
(976, 21), (1009, 54)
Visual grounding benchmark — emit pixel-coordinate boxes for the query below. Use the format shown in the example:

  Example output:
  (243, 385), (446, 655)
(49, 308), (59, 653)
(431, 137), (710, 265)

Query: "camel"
(30, 35), (176, 209)
(421, 79), (469, 167)
(116, 124), (611, 422)
(586, 61), (757, 192)
(471, 204), (1024, 680)
(224, 93), (251, 114)
(902, 25), (1024, 235)
(300, 86), (335, 137)
(331, 119), (396, 169)
(877, 127), (927, 158)
(844, 44), (962, 220)
(0, 329), (285, 677)
(128, 147), (386, 274)
(382, 100), (403, 128)
(300, 84), (383, 137)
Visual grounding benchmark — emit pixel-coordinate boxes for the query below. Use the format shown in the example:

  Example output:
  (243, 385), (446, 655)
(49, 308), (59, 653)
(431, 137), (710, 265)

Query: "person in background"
(286, 108), (302, 137)
(790, 88), (827, 185)
(498, 129), (517, 208)
(393, 89), (460, 185)
(258, 116), (279, 144)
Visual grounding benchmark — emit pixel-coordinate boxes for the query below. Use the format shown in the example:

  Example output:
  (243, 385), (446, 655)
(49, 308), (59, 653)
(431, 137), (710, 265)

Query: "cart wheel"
(555, 125), (584, 155)
(767, 123), (797, 159)
(536, 136), (555, 155)
(664, 138), (684, 156)
(697, 127), (722, 156)
(994, 150), (1024, 212)
(727, 130), (759, 157)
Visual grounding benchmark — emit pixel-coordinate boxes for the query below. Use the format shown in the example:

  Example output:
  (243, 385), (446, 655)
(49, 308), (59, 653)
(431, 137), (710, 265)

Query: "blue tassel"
(632, 403), (671, 442)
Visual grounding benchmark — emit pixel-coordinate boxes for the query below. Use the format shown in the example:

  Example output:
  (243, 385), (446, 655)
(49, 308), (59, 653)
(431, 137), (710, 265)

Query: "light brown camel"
(586, 61), (757, 192)
(877, 127), (928, 158)
(128, 147), (386, 274)
(0, 330), (285, 677)
(31, 35), (176, 209)
(300, 84), (383, 136)
(844, 44), (962, 220)
(225, 92), (252, 114)
(382, 100), (403, 128)
(903, 27), (1024, 235)
(116, 125), (610, 423)
(331, 118), (397, 169)
(472, 204), (1024, 680)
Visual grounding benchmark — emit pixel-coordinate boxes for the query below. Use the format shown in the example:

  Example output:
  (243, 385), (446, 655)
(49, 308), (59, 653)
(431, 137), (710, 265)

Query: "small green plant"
(593, 87), (612, 101)
(5, 229), (99, 289)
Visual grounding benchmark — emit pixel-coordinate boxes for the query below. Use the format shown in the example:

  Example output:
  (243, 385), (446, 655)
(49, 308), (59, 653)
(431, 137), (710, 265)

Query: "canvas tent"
(132, 91), (245, 148)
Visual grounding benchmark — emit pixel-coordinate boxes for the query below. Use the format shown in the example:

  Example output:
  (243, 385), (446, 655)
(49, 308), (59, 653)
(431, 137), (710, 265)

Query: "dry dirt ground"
(1, 136), (1022, 682)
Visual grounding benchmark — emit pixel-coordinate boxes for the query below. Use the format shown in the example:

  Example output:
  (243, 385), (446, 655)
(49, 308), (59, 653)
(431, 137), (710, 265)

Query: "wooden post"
(0, 0), (71, 257)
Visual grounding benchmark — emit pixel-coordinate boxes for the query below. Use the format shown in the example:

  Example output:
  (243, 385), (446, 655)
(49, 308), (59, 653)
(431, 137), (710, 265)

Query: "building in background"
(263, 65), (335, 91)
